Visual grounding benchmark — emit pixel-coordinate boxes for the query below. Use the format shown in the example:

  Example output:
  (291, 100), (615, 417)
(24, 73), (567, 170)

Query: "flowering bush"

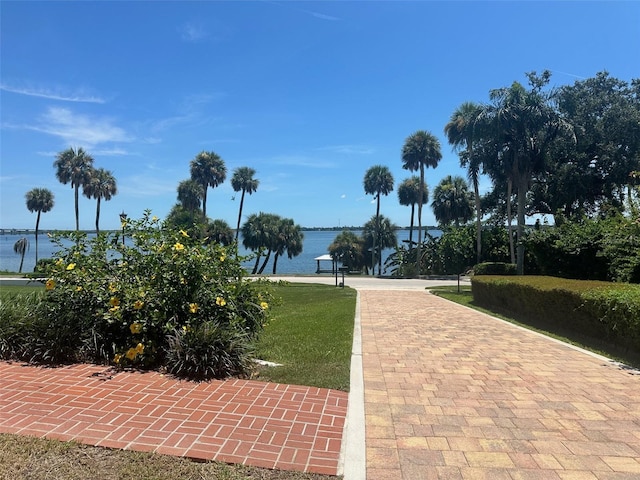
(16, 211), (272, 379)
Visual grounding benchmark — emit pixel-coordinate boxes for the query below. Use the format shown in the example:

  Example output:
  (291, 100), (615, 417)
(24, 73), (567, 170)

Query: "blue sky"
(1, 1), (638, 230)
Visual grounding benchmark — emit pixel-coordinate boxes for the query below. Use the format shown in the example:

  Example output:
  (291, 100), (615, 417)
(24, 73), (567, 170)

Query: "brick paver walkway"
(359, 290), (640, 479)
(0, 362), (347, 475)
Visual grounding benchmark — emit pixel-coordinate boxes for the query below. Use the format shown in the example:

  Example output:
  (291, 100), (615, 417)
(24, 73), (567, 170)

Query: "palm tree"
(363, 215), (398, 275)
(13, 237), (29, 274)
(328, 230), (366, 273)
(177, 179), (204, 213)
(82, 168), (117, 234)
(401, 131), (442, 275)
(397, 176), (428, 246)
(445, 101), (484, 263)
(271, 217), (304, 274)
(205, 219), (234, 246)
(190, 151), (226, 220)
(231, 167), (259, 243)
(363, 165), (394, 276)
(25, 187), (54, 265)
(431, 175), (474, 227)
(241, 212), (280, 274)
(479, 72), (573, 274)
(53, 147), (94, 231)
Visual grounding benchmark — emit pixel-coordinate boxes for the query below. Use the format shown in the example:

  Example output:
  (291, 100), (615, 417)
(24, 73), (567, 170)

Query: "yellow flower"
(189, 303), (199, 313)
(152, 216), (159, 222)
(180, 277), (187, 285)
(113, 353), (123, 364)
(55, 258), (64, 267)
(108, 283), (117, 293)
(76, 286), (83, 292)
(130, 323), (143, 334)
(133, 300), (144, 310)
(66, 263), (76, 271)
(219, 254), (226, 262)
(173, 242), (185, 252)
(180, 229), (189, 238)
(125, 348), (137, 360)
(135, 343), (145, 354)
(45, 279), (56, 290)
(216, 297), (226, 307)
(109, 297), (120, 307)
(260, 301), (269, 310)
(109, 306), (120, 313)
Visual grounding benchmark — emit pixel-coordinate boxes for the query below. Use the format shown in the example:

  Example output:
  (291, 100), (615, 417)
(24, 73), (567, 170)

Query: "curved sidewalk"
(354, 287), (640, 479)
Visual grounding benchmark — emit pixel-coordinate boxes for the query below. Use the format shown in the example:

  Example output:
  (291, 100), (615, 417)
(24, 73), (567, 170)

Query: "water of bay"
(0, 229), (441, 275)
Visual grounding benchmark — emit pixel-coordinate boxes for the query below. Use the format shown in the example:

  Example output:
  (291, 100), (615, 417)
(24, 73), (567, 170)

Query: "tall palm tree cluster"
(359, 71), (639, 276)
(168, 151), (303, 274)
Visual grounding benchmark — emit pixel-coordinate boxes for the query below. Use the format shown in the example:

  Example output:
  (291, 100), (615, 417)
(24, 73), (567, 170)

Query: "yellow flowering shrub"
(21, 210), (273, 378)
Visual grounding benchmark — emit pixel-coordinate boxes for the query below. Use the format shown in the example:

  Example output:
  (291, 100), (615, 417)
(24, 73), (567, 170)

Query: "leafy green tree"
(13, 237), (29, 273)
(25, 187), (54, 265)
(82, 168), (117, 234)
(190, 151), (226, 220)
(165, 204), (202, 236)
(204, 219), (234, 246)
(328, 230), (366, 273)
(231, 167), (259, 243)
(177, 179), (204, 213)
(53, 147), (94, 231)
(431, 175), (474, 227)
(241, 212), (281, 274)
(478, 71), (573, 274)
(401, 131), (442, 275)
(363, 165), (394, 276)
(362, 215), (398, 275)
(445, 101), (484, 262)
(397, 176), (428, 246)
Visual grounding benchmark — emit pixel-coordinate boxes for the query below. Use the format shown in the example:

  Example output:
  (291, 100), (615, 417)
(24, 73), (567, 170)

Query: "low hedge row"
(471, 276), (640, 354)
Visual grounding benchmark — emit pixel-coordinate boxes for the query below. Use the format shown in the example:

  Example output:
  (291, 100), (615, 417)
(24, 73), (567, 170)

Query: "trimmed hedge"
(471, 275), (640, 354)
(473, 262), (517, 275)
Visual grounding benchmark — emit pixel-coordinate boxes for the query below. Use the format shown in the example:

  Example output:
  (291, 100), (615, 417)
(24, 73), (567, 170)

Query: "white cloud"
(27, 107), (131, 147)
(179, 22), (208, 42)
(341, 194), (346, 199)
(0, 83), (105, 103)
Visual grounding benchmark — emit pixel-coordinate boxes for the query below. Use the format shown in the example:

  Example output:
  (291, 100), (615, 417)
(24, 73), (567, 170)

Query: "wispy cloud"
(25, 107), (131, 147)
(267, 1), (342, 22)
(0, 83), (105, 103)
(119, 174), (177, 197)
(179, 22), (208, 42)
(319, 144), (375, 155)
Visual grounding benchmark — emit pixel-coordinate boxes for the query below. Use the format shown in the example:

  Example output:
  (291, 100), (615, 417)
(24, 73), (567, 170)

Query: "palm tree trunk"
(409, 204), (415, 245)
(258, 250), (271, 274)
(202, 186), (208, 220)
(35, 211), (41, 265)
(372, 196), (380, 276)
(507, 178), (515, 264)
(74, 185), (80, 232)
(272, 253), (280, 274)
(95, 198), (101, 234)
(235, 191), (246, 243)
(416, 166), (424, 276)
(252, 253), (261, 274)
(473, 181), (482, 265)
(516, 176), (527, 275)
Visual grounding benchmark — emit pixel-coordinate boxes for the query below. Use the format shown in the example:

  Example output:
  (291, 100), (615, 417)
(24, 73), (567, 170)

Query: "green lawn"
(254, 283), (356, 391)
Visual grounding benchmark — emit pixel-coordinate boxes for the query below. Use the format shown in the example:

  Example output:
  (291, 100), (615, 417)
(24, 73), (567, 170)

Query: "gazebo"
(314, 254), (337, 274)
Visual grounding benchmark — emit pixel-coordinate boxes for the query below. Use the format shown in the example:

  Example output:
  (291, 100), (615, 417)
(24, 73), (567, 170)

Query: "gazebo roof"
(314, 254), (333, 261)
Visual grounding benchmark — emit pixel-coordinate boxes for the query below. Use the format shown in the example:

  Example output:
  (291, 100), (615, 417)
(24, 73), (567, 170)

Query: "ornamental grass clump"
(5, 211), (273, 379)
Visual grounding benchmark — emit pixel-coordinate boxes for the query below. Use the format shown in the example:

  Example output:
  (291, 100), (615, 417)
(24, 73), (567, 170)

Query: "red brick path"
(0, 362), (347, 475)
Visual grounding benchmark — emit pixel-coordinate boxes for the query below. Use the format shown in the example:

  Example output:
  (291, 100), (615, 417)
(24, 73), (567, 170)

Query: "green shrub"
(473, 262), (517, 275)
(471, 275), (640, 353)
(1, 212), (272, 379)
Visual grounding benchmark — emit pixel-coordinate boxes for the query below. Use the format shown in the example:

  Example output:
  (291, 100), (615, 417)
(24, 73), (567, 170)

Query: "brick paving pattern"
(0, 362), (347, 475)
(360, 290), (640, 480)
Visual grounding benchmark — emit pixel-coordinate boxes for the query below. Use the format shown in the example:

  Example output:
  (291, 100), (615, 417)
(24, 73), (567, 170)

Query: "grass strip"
(254, 282), (356, 391)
